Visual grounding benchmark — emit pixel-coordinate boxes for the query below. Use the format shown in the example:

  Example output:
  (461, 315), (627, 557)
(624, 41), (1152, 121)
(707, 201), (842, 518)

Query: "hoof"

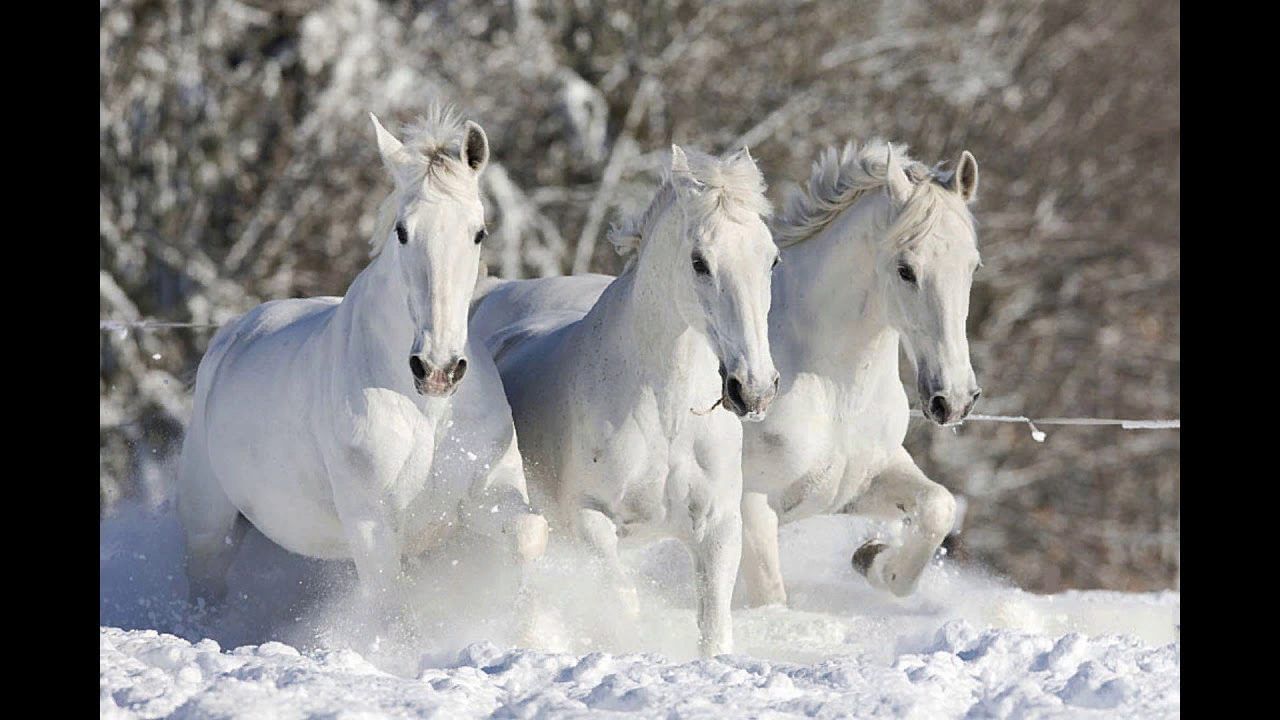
(187, 579), (228, 607)
(852, 541), (888, 576)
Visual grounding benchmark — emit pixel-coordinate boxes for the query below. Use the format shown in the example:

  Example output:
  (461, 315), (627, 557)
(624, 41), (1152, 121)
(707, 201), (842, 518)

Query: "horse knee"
(508, 513), (549, 564)
(917, 486), (956, 539)
(742, 492), (778, 534)
(576, 508), (620, 552)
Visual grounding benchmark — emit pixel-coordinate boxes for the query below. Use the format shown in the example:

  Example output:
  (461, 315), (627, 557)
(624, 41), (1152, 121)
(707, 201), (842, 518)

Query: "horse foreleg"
(461, 436), (548, 568)
(331, 482), (403, 612)
(739, 491), (787, 607)
(575, 507), (639, 617)
(459, 445), (550, 648)
(848, 446), (956, 597)
(689, 510), (743, 657)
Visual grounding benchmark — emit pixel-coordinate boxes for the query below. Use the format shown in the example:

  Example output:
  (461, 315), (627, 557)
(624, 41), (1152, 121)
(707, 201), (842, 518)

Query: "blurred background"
(100, 0), (1179, 593)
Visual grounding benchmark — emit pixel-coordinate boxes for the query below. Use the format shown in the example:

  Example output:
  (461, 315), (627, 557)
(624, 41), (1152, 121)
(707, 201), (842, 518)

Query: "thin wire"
(101, 320), (222, 330)
(908, 409), (1179, 441)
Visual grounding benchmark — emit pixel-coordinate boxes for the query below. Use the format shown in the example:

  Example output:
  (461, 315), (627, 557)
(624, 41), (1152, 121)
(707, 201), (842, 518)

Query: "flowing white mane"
(772, 139), (971, 248)
(369, 104), (476, 257)
(608, 148), (772, 260)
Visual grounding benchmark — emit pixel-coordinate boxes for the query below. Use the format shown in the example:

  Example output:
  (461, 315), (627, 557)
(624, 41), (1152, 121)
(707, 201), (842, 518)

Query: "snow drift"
(101, 500), (1178, 718)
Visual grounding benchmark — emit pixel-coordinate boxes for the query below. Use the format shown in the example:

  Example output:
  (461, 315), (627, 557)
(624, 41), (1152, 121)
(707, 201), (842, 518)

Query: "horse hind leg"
(186, 513), (250, 606)
(847, 448), (956, 597)
(177, 430), (249, 605)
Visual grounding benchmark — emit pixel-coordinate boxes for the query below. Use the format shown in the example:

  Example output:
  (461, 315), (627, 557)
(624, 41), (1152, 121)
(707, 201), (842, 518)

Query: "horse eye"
(474, 227), (488, 245)
(396, 223), (408, 245)
(897, 263), (917, 284)
(692, 254), (711, 276)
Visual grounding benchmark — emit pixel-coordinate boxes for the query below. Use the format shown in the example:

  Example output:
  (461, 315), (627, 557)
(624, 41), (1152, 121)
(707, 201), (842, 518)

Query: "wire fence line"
(101, 319), (1180, 434)
(101, 320), (223, 331)
(906, 410), (1179, 442)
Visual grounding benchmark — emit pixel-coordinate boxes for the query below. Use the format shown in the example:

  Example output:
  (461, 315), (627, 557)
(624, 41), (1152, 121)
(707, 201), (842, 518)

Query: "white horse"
(177, 107), (548, 620)
(737, 140), (982, 606)
(469, 146), (779, 656)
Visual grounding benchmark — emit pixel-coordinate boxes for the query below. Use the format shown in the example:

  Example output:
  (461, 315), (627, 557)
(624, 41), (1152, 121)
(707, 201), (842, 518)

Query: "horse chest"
(615, 468), (671, 526)
(747, 376), (901, 518)
(343, 388), (453, 509)
(583, 413), (690, 526)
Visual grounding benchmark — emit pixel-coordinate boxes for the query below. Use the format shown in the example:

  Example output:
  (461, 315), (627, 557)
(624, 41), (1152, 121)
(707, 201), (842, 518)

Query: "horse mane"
(369, 104), (476, 257)
(607, 148), (773, 262)
(772, 139), (970, 249)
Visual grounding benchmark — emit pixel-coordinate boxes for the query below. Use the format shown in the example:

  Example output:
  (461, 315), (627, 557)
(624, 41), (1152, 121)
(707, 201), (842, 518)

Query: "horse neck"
(774, 194), (900, 383)
(590, 213), (718, 424)
(331, 250), (416, 383)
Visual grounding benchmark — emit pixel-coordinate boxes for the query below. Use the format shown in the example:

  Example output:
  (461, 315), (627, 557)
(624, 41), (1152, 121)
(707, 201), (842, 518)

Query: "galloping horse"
(469, 146), (779, 656)
(738, 141), (982, 606)
(178, 106), (548, 617)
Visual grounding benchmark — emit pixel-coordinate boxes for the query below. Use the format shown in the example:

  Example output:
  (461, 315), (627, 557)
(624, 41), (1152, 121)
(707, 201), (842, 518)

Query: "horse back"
(470, 274), (613, 350)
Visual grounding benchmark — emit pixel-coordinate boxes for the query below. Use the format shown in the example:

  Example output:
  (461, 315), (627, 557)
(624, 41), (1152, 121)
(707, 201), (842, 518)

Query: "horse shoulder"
(689, 412), (745, 500)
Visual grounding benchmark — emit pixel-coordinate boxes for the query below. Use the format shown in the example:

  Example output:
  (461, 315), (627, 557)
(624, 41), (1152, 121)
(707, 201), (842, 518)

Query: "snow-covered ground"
(101, 502), (1179, 718)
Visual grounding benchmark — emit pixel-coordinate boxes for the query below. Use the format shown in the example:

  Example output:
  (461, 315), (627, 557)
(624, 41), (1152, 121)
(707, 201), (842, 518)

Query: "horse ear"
(884, 144), (914, 207)
(671, 144), (691, 175)
(952, 150), (978, 203)
(607, 223), (641, 258)
(729, 145), (761, 173)
(670, 144), (705, 197)
(370, 112), (406, 175)
(461, 121), (490, 174)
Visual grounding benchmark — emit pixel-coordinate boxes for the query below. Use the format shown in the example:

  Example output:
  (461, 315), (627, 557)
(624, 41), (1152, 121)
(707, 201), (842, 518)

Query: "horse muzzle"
(410, 355), (468, 397)
(719, 363), (780, 421)
(922, 387), (981, 426)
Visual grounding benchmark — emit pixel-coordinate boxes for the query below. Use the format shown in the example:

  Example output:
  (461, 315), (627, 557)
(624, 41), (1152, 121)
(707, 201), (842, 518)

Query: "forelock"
(773, 139), (970, 249)
(680, 148), (773, 224)
(608, 148), (772, 263)
(393, 103), (475, 197)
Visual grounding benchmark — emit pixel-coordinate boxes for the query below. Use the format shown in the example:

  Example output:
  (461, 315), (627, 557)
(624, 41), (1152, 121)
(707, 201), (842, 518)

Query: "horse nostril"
(409, 356), (427, 381)
(452, 357), (468, 383)
(963, 389), (981, 417)
(727, 376), (746, 410)
(760, 373), (780, 407)
(929, 395), (949, 422)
